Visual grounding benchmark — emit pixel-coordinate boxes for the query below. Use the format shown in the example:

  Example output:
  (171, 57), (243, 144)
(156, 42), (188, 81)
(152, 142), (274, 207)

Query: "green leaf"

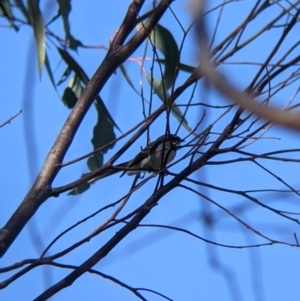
(57, 47), (90, 85)
(146, 73), (192, 133)
(0, 0), (18, 31)
(119, 64), (141, 96)
(44, 53), (56, 90)
(57, 67), (72, 86)
(13, 0), (30, 21)
(146, 25), (193, 133)
(14, 0), (30, 22)
(87, 97), (118, 174)
(157, 59), (196, 73)
(57, 47), (121, 132)
(56, 0), (82, 50)
(150, 24), (179, 91)
(87, 155), (103, 171)
(0, 0), (13, 19)
(45, 9), (60, 27)
(68, 182), (90, 195)
(62, 76), (83, 108)
(27, 0), (45, 77)
(91, 98), (117, 157)
(57, 47), (118, 184)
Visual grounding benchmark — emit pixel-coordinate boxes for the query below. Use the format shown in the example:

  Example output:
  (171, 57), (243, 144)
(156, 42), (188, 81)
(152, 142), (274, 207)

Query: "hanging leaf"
(27, 0), (45, 77)
(57, 47), (121, 132)
(44, 53), (56, 90)
(57, 67), (72, 86)
(57, 47), (118, 186)
(90, 97), (116, 162)
(14, 0), (29, 21)
(149, 24), (179, 91)
(68, 182), (90, 195)
(87, 154), (103, 171)
(0, 0), (18, 31)
(62, 76), (83, 108)
(119, 64), (141, 96)
(146, 72), (192, 133)
(56, 0), (82, 50)
(157, 59), (196, 73)
(143, 24), (192, 132)
(57, 47), (89, 84)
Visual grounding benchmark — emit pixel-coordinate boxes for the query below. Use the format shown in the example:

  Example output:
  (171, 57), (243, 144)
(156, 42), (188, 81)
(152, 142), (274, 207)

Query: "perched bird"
(89, 134), (182, 182)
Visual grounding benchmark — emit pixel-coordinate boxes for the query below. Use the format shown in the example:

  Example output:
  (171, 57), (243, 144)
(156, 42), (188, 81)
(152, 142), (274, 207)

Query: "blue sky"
(1, 1), (300, 300)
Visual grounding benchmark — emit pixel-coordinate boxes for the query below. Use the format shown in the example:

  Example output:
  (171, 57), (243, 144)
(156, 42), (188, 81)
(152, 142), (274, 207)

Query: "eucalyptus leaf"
(45, 53), (56, 90)
(150, 24), (179, 91)
(57, 67), (72, 86)
(0, 0), (18, 30)
(13, 0), (30, 21)
(57, 47), (119, 186)
(69, 182), (90, 195)
(62, 76), (83, 108)
(27, 0), (45, 77)
(87, 154), (103, 171)
(157, 59), (196, 73)
(57, 47), (121, 132)
(146, 72), (192, 133)
(91, 98), (116, 156)
(56, 0), (82, 50)
(119, 64), (141, 96)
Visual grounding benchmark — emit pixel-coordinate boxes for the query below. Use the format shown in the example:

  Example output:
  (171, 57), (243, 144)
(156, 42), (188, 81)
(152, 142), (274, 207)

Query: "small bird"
(89, 134), (182, 182)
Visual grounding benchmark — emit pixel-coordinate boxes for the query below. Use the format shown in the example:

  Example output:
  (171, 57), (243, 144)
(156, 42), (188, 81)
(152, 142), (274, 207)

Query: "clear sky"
(1, 1), (300, 300)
